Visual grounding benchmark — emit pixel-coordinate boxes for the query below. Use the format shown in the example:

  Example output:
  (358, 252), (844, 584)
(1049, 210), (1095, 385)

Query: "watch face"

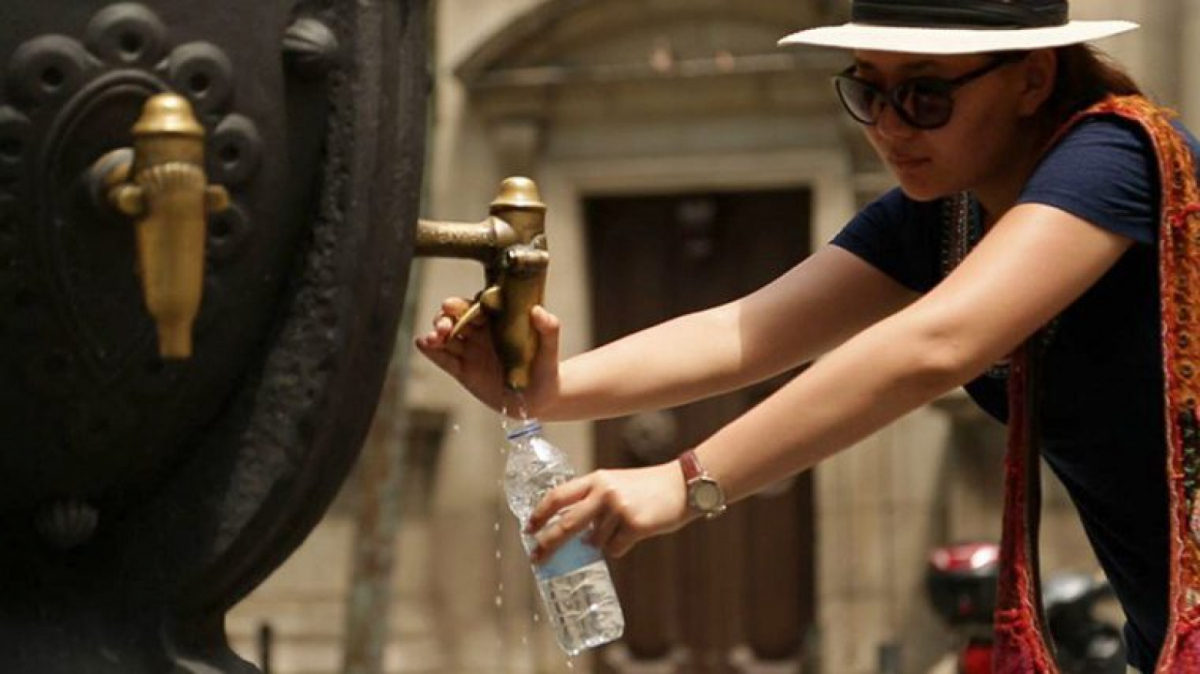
(691, 480), (723, 511)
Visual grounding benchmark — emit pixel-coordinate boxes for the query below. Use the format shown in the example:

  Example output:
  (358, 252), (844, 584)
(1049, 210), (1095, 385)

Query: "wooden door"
(584, 189), (816, 673)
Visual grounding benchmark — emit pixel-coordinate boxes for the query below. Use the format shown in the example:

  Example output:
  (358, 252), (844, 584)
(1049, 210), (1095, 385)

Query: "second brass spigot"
(92, 93), (229, 359)
(416, 177), (549, 391)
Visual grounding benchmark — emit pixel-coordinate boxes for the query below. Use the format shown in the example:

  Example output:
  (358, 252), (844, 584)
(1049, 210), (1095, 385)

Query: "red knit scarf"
(993, 95), (1200, 672)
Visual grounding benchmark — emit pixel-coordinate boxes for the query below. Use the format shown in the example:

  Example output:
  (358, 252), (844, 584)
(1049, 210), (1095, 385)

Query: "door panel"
(585, 189), (815, 673)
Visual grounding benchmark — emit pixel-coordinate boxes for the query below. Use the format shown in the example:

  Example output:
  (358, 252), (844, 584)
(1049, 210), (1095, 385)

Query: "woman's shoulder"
(1063, 105), (1200, 145)
(1048, 115), (1155, 163)
(1020, 115), (1165, 245)
(1044, 112), (1200, 172)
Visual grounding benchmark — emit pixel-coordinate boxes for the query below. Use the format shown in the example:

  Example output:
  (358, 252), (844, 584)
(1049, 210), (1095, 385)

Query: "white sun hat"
(778, 0), (1139, 55)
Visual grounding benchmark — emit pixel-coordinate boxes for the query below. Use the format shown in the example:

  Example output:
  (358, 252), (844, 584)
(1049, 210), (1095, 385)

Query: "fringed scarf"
(987, 95), (1200, 672)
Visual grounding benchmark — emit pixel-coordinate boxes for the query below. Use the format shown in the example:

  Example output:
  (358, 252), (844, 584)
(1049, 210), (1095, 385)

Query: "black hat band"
(852, 0), (1069, 29)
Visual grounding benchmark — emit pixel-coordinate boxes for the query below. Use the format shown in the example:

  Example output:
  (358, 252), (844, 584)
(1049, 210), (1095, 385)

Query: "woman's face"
(849, 50), (1040, 203)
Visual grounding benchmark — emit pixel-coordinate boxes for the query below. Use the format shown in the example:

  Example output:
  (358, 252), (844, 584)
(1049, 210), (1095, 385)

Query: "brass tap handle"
(446, 285), (501, 342)
(92, 93), (229, 359)
(415, 177), (549, 391)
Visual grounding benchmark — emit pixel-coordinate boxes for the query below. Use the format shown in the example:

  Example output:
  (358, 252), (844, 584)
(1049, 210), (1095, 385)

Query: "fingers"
(530, 500), (603, 563)
(529, 469), (652, 562)
(415, 316), (453, 351)
(588, 510), (622, 552)
(607, 524), (640, 558)
(584, 485), (645, 559)
(413, 338), (462, 378)
(531, 305), (561, 368)
(432, 313), (457, 342)
(542, 491), (638, 558)
(527, 477), (591, 535)
(418, 299), (549, 357)
(441, 296), (473, 316)
(529, 477), (608, 563)
(415, 297), (486, 351)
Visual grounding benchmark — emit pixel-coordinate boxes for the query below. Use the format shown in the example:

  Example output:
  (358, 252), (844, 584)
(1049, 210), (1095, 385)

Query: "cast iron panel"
(0, 1), (427, 672)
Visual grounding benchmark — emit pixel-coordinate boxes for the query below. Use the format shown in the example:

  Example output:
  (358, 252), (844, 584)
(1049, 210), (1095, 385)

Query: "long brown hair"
(1041, 44), (1142, 127)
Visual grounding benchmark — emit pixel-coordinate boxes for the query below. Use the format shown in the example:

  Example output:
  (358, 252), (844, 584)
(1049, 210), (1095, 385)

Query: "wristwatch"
(679, 450), (727, 520)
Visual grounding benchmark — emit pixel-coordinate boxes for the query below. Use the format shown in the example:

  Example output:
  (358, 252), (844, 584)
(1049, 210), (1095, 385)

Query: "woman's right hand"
(414, 297), (563, 417)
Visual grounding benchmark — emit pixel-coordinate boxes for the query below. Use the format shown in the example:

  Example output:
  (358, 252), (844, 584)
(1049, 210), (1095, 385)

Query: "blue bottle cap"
(505, 420), (543, 441)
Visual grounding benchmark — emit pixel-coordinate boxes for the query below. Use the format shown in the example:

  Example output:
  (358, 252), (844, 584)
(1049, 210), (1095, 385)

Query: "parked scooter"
(1042, 572), (1126, 673)
(925, 542), (1126, 674)
(926, 542), (1000, 674)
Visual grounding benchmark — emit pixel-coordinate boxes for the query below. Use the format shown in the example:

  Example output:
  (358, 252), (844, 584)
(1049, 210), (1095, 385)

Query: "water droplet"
(521, 636), (528, 646)
(501, 395), (533, 425)
(495, 595), (504, 608)
(566, 659), (575, 670)
(451, 423), (461, 433)
(495, 549), (502, 560)
(494, 522), (501, 532)
(533, 612), (540, 623)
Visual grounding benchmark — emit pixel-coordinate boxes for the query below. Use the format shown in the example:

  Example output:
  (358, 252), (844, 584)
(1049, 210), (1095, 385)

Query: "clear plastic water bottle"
(503, 420), (625, 655)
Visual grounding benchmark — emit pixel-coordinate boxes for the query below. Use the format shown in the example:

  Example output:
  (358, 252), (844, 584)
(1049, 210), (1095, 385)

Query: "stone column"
(1132, 0), (1182, 110)
(1183, 0), (1200, 130)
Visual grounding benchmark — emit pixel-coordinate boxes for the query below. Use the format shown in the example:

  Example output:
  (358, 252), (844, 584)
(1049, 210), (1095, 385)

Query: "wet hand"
(526, 462), (693, 562)
(414, 299), (562, 415)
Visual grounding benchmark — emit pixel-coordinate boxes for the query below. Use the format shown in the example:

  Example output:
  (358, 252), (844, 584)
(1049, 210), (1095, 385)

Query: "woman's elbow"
(900, 329), (997, 393)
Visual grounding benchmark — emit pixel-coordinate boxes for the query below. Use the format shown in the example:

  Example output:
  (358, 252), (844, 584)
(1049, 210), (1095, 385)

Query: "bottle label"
(535, 532), (603, 580)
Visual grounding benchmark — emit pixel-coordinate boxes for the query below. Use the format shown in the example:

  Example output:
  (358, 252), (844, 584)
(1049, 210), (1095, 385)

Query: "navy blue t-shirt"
(832, 116), (1200, 671)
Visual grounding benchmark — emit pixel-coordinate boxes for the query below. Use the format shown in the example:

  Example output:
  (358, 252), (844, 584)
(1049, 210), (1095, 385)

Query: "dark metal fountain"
(0, 2), (429, 671)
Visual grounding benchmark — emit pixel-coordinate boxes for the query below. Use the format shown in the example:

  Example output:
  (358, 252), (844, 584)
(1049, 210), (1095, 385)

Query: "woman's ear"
(1018, 49), (1057, 116)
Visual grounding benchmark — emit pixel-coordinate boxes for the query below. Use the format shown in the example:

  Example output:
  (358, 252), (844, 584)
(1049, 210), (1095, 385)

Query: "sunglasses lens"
(834, 72), (962, 130)
(835, 77), (881, 125)
(899, 82), (954, 129)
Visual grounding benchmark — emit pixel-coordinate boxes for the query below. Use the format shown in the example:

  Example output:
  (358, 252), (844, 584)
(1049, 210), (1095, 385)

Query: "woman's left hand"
(526, 462), (695, 561)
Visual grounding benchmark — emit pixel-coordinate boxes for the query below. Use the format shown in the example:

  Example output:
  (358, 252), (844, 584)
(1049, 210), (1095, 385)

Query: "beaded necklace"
(939, 191), (1019, 379)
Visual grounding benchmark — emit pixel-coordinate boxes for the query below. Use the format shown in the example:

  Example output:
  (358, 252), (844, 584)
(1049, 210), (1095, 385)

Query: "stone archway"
(453, 0), (852, 175)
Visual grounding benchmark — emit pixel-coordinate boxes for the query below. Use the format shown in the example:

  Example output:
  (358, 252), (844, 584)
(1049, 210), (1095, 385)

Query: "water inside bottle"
(502, 418), (625, 657)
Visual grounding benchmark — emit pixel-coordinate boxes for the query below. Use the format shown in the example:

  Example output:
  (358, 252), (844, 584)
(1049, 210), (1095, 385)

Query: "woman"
(417, 2), (1200, 671)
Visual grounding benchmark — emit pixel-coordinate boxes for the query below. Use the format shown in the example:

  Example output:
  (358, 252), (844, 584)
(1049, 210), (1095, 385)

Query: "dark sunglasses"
(833, 55), (1022, 130)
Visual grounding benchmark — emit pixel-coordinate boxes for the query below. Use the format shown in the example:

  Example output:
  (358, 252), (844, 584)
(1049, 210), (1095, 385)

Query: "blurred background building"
(227, 1), (1200, 673)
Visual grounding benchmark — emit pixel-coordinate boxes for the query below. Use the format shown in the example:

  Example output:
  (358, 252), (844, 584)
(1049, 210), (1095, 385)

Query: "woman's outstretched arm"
(542, 245), (916, 421)
(417, 244), (916, 421)
(527, 203), (1134, 560)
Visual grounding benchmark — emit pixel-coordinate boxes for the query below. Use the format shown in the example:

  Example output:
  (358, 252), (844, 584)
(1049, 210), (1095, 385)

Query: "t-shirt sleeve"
(1018, 117), (1158, 245)
(831, 188), (941, 293)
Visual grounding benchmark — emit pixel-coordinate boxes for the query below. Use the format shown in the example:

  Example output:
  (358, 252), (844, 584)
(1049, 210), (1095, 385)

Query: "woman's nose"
(873, 103), (918, 140)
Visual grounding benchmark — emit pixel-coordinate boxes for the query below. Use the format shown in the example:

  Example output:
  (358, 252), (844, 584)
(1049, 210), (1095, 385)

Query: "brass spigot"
(92, 94), (230, 359)
(416, 177), (549, 391)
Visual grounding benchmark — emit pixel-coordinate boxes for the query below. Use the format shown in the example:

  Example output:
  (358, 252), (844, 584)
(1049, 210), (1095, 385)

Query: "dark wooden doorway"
(584, 189), (816, 673)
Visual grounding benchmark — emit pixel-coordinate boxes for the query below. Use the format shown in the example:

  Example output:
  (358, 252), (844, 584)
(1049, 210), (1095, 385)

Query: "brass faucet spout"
(92, 93), (229, 359)
(415, 178), (548, 391)
(415, 218), (512, 262)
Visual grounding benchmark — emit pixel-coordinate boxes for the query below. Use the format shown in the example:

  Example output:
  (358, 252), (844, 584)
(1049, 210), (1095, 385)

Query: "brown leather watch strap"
(679, 449), (704, 481)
